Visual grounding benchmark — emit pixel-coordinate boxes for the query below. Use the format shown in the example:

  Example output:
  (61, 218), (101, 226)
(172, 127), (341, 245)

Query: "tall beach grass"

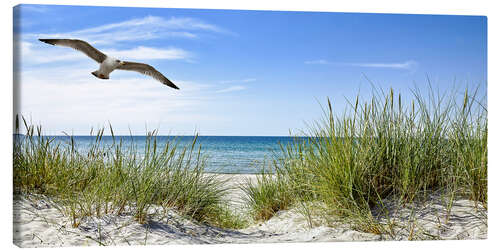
(243, 85), (487, 231)
(13, 119), (246, 229)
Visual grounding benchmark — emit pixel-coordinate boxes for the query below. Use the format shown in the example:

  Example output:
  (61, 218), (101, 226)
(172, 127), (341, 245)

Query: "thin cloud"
(18, 41), (192, 64)
(215, 86), (246, 93)
(346, 60), (418, 70)
(304, 59), (330, 65)
(16, 41), (86, 64)
(26, 16), (230, 45)
(305, 59), (418, 70)
(103, 46), (191, 61)
(219, 78), (256, 84)
(17, 15), (227, 65)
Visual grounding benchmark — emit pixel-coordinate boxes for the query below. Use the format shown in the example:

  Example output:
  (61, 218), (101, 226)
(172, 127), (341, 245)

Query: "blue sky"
(14, 4), (487, 136)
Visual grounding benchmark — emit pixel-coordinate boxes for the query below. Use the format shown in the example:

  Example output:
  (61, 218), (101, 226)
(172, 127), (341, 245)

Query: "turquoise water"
(44, 136), (302, 174)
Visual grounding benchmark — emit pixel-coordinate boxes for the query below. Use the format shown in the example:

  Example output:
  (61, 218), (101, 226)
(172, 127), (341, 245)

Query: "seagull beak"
(120, 61), (125, 65)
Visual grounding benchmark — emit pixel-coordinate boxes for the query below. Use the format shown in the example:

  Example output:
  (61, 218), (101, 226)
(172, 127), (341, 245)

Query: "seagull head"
(113, 59), (125, 66)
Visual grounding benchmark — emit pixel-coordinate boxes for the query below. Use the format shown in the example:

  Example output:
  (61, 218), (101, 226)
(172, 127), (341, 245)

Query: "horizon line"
(13, 133), (306, 137)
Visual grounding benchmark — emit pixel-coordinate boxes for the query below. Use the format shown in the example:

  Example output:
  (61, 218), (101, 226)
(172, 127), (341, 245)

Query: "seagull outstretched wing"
(117, 61), (179, 89)
(39, 39), (107, 63)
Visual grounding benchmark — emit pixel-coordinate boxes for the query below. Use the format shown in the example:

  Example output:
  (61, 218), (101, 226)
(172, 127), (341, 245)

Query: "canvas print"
(13, 4), (487, 247)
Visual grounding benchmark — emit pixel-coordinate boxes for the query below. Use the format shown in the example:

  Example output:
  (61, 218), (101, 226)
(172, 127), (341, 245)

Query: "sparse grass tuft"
(201, 204), (249, 229)
(241, 168), (293, 221)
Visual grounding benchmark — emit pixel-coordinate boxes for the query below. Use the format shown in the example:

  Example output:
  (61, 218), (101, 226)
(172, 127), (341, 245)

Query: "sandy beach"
(13, 174), (487, 247)
(11, 3), (489, 248)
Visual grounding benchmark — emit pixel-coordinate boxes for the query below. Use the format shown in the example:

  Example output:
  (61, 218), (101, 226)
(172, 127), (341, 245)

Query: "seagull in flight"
(38, 38), (179, 89)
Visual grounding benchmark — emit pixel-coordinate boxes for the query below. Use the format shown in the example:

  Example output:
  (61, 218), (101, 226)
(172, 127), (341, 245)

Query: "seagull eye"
(116, 60), (120, 63)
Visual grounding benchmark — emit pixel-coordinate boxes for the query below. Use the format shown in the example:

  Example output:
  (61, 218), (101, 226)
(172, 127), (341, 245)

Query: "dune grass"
(13, 83), (487, 234)
(240, 167), (293, 221)
(243, 85), (487, 230)
(13, 119), (246, 229)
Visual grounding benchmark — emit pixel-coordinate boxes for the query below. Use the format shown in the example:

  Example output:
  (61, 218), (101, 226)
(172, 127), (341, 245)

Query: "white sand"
(13, 174), (487, 247)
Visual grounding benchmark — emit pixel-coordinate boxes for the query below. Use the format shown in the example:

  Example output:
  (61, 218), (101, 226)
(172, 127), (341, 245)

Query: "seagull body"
(92, 56), (121, 79)
(38, 39), (179, 89)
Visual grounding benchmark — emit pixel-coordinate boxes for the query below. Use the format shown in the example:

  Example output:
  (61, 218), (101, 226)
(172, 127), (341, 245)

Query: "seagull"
(38, 38), (179, 89)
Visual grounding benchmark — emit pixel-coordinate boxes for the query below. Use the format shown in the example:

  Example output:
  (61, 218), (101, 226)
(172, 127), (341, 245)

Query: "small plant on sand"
(241, 166), (293, 221)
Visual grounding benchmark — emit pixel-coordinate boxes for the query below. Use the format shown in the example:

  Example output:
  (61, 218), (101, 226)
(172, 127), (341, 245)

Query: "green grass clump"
(241, 168), (293, 221)
(243, 85), (487, 230)
(13, 120), (243, 228)
(201, 204), (249, 229)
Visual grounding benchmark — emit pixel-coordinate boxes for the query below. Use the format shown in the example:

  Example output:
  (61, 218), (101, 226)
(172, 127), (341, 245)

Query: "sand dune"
(13, 174), (487, 247)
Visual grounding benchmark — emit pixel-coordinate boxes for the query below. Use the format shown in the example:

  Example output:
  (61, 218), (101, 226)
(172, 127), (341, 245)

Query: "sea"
(30, 136), (304, 174)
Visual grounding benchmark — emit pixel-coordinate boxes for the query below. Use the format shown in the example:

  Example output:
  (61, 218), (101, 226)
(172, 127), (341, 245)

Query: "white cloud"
(17, 41), (191, 64)
(14, 15), (235, 134)
(26, 16), (229, 45)
(103, 46), (191, 61)
(16, 15), (229, 65)
(305, 59), (330, 65)
(16, 41), (89, 64)
(16, 65), (215, 134)
(305, 59), (418, 70)
(346, 60), (418, 70)
(219, 78), (256, 84)
(215, 85), (246, 93)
